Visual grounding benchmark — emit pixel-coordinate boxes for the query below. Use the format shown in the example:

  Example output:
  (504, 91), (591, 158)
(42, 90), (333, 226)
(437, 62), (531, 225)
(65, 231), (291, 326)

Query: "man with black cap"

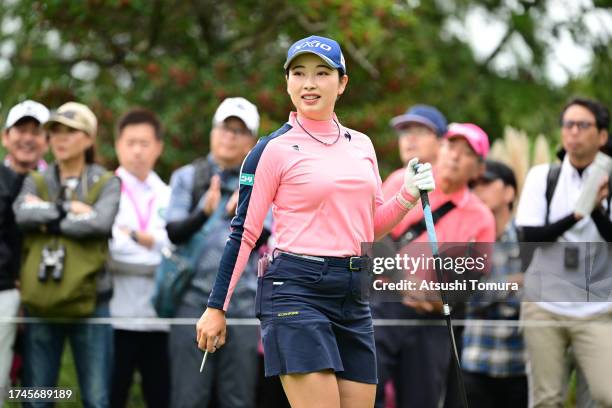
(381, 104), (447, 217)
(462, 160), (527, 408)
(374, 104), (447, 408)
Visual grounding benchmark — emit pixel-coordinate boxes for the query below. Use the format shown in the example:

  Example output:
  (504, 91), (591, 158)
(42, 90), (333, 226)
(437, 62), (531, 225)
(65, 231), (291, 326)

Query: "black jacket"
(0, 165), (22, 290)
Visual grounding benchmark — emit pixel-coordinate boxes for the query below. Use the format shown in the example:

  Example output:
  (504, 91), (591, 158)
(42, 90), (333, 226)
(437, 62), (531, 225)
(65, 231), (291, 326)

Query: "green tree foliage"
(0, 0), (608, 178)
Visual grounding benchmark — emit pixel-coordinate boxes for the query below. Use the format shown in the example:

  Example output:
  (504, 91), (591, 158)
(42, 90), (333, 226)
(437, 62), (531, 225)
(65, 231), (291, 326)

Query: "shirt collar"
(432, 170), (470, 208)
(3, 156), (47, 172)
(447, 186), (470, 208)
(499, 218), (518, 243)
(116, 167), (161, 191)
(288, 112), (341, 132)
(561, 154), (594, 179)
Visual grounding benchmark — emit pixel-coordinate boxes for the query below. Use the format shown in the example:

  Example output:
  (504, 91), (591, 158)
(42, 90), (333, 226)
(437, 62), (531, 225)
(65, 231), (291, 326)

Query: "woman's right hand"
(196, 307), (227, 353)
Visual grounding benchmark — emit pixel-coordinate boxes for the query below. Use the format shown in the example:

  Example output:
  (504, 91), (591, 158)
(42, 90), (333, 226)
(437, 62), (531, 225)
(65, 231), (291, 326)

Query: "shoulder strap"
(397, 201), (456, 243)
(545, 163), (562, 226)
(607, 169), (612, 217)
(190, 158), (213, 211)
(85, 172), (114, 205)
(30, 172), (49, 201)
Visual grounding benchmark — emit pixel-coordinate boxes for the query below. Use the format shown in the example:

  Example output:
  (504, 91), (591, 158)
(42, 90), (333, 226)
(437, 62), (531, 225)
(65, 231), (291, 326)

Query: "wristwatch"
(130, 230), (139, 243)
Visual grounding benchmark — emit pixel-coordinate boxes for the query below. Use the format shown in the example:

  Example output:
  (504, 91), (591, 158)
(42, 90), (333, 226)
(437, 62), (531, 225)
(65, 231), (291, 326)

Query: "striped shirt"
(462, 221), (526, 377)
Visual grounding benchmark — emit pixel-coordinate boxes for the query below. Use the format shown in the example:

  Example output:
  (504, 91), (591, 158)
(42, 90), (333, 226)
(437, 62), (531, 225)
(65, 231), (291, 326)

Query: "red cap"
(445, 123), (490, 158)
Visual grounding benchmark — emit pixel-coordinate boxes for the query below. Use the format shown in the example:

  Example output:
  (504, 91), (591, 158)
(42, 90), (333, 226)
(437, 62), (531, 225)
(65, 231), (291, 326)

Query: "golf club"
(417, 163), (470, 408)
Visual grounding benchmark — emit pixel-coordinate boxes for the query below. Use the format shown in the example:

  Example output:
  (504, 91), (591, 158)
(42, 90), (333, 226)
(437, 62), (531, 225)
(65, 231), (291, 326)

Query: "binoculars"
(38, 244), (66, 282)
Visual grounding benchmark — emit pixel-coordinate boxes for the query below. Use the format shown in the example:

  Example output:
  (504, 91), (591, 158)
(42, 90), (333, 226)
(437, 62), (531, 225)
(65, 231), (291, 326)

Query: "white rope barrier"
(0, 317), (610, 327)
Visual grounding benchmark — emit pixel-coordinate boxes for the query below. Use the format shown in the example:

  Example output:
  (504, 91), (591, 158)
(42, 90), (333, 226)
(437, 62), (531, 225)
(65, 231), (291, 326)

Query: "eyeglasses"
(218, 123), (252, 137)
(561, 120), (596, 131)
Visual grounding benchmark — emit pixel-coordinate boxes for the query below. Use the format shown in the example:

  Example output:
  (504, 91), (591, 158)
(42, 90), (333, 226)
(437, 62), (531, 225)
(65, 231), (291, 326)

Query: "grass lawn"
(6, 346), (145, 407)
(4, 348), (580, 407)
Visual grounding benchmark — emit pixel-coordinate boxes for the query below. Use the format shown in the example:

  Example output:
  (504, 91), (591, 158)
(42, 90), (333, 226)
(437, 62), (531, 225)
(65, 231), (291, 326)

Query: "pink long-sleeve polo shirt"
(207, 112), (414, 310)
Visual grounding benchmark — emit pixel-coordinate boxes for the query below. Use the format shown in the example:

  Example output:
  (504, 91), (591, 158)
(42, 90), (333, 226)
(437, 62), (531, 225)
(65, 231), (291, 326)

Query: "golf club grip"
(420, 188), (430, 208)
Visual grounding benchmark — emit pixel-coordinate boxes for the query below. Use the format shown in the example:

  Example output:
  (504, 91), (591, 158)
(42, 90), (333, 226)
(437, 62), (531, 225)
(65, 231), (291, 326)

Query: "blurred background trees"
(0, 0), (609, 178)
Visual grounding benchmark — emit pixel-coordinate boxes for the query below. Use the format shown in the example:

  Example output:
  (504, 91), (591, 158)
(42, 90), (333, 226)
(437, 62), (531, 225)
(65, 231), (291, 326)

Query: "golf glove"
(404, 157), (435, 198)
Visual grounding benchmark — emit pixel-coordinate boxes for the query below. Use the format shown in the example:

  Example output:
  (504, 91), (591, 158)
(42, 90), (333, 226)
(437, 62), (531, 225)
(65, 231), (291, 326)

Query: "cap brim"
(44, 115), (91, 136)
(283, 50), (341, 71)
(214, 114), (256, 137)
(445, 133), (482, 156)
(480, 170), (499, 182)
(5, 115), (43, 129)
(390, 114), (439, 135)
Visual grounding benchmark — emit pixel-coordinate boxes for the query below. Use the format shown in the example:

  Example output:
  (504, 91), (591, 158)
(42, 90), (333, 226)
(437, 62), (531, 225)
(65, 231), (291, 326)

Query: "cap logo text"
(295, 40), (332, 52)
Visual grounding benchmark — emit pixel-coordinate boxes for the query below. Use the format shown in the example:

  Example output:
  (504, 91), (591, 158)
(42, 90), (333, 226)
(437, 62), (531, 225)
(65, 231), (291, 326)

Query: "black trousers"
(169, 306), (258, 408)
(256, 354), (290, 408)
(111, 329), (170, 408)
(443, 325), (464, 408)
(463, 371), (528, 408)
(373, 302), (451, 408)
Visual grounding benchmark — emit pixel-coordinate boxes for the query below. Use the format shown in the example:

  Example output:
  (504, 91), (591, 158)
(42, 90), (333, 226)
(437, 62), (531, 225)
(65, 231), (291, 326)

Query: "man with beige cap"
(13, 101), (120, 408)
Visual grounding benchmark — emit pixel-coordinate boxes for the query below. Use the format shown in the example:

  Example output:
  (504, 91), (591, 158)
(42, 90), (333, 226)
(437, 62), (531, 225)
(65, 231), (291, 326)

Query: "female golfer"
(197, 35), (434, 408)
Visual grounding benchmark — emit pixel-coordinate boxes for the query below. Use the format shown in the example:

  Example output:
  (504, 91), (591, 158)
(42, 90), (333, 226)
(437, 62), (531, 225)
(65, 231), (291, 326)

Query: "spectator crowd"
(0, 94), (610, 408)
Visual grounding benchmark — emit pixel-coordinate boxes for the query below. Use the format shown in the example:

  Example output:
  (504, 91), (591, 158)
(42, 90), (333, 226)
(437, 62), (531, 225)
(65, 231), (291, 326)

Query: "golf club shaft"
(419, 190), (470, 408)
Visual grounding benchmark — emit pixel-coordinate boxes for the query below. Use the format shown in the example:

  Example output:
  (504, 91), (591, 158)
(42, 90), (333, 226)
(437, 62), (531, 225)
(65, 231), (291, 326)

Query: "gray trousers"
(169, 305), (258, 408)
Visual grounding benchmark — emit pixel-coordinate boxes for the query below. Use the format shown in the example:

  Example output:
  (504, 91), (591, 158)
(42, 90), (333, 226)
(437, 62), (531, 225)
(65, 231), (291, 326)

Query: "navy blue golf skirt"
(255, 252), (377, 384)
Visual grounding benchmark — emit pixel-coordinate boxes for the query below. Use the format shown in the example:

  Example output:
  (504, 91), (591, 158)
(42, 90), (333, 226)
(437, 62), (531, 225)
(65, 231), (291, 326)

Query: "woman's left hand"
(403, 157), (435, 198)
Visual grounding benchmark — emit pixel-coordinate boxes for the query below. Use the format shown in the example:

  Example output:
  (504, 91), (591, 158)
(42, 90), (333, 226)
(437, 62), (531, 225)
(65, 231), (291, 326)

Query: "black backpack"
(544, 163), (612, 225)
(189, 157), (213, 211)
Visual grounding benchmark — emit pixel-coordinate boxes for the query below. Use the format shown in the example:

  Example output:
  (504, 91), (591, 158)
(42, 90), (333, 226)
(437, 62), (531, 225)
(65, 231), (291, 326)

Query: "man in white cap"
(0, 100), (49, 398)
(3, 100), (50, 174)
(165, 97), (269, 408)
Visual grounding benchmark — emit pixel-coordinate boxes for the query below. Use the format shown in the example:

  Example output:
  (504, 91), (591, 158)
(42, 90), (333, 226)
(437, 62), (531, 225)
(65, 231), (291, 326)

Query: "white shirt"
(516, 156), (611, 317)
(109, 167), (171, 331)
